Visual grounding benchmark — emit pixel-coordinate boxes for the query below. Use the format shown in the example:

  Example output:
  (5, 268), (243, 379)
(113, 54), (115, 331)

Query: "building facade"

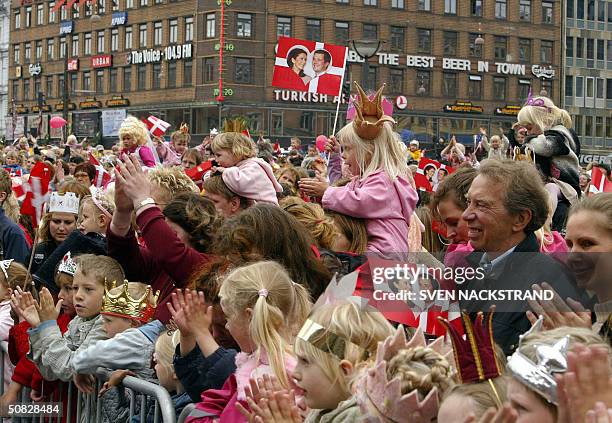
(8, 0), (563, 147)
(0, 0), (10, 138)
(563, 0), (612, 159)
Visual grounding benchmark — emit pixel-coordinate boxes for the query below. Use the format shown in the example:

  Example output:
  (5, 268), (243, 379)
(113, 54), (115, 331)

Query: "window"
(37, 4), (44, 25)
(566, 36), (573, 58)
(337, 0), (349, 3)
(168, 19), (178, 44)
(126, 0), (133, 8)
(70, 73), (77, 93)
(541, 40), (553, 62)
(494, 36), (507, 60)
(587, 0), (595, 19)
(85, 33), (92, 55)
(206, 13), (215, 38)
(25, 43), (31, 62)
(154, 22), (162, 46)
(469, 33), (483, 57)
(110, 68), (117, 92)
(125, 27), (133, 49)
(72, 35), (79, 57)
(47, 39), (54, 60)
(576, 37), (584, 58)
(541, 79), (552, 96)
(595, 116), (603, 137)
(14, 10), (20, 29)
(335, 21), (349, 45)
(389, 69), (404, 93)
(496, 0), (507, 18)
(576, 76), (584, 97)
(443, 73), (457, 96)
(83, 71), (91, 91)
(306, 19), (321, 41)
(365, 66), (378, 90)
(184, 59), (193, 86)
(567, 0), (574, 17)
(597, 78), (604, 98)
(443, 31), (457, 55)
(72, 3), (79, 19)
(363, 24), (377, 40)
(608, 78), (612, 98)
(60, 6), (67, 20)
(111, 29), (119, 52)
(364, 0), (377, 5)
(60, 37), (66, 59)
(123, 67), (132, 91)
(139, 24), (147, 47)
(542, 1), (553, 23)
(24, 79), (30, 100)
(113, 0), (119, 11)
(152, 64), (161, 88)
(607, 117), (612, 138)
(519, 38), (531, 62)
(519, 0), (531, 21)
(237, 13), (252, 38)
(519, 82), (530, 100)
(277, 16), (292, 38)
(597, 39), (604, 60)
(203, 57), (215, 82)
(49, 3), (56, 23)
(35, 40), (42, 59)
(155, 0), (162, 4)
(577, 0), (584, 18)
(493, 77), (506, 99)
(416, 70), (430, 95)
(565, 75), (573, 96)
(97, 31), (105, 53)
(185, 17), (193, 42)
(25, 6), (31, 27)
(235, 58), (253, 84)
(445, 0), (457, 14)
(608, 40), (612, 60)
(46, 76), (53, 98)
(58, 74), (65, 96)
(35, 79), (41, 100)
(14, 45), (20, 64)
(140, 0), (148, 6)
(99, 0), (105, 13)
(598, 1), (605, 21)
(471, 0), (482, 16)
(167, 62), (176, 88)
(86, 2), (92, 16)
(392, 0), (405, 8)
(585, 116), (593, 136)
(586, 77), (594, 97)
(138, 65), (146, 90)
(418, 0), (431, 10)
(390, 26), (404, 51)
(468, 76), (482, 99)
(417, 29), (431, 53)
(96, 70), (104, 93)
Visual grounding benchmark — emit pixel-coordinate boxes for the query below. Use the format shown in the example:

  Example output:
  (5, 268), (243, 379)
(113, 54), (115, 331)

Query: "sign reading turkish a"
(272, 36), (347, 96)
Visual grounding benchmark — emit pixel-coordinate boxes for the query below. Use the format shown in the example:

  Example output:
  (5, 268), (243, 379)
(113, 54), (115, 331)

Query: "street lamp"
(350, 39), (385, 90)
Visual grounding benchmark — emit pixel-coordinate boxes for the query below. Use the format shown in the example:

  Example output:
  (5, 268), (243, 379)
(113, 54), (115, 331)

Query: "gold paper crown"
(223, 118), (248, 134)
(352, 82), (396, 141)
(101, 281), (160, 323)
(179, 123), (190, 134)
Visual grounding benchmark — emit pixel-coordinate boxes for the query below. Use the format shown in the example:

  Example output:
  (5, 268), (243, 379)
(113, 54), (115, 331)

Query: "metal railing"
(0, 342), (176, 423)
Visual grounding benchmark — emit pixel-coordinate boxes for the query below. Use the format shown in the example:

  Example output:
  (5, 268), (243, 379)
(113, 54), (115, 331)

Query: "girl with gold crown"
(300, 82), (418, 254)
(155, 123), (191, 167)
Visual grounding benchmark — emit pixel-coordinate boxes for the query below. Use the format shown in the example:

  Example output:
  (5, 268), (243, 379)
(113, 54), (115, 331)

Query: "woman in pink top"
(211, 132), (282, 205)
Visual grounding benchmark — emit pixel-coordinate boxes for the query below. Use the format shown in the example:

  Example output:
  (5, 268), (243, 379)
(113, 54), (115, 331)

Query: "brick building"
(7, 0), (563, 146)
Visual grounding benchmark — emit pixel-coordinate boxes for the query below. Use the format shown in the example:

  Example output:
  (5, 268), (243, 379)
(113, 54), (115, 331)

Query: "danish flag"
(20, 162), (52, 227)
(143, 115), (171, 138)
(89, 153), (112, 189)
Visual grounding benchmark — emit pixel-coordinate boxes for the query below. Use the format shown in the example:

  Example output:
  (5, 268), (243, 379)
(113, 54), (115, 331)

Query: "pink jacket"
(322, 169), (418, 254)
(156, 141), (182, 167)
(0, 301), (15, 392)
(122, 145), (156, 168)
(222, 158), (283, 205)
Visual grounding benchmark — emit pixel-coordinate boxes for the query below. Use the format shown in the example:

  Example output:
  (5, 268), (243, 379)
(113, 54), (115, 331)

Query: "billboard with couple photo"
(272, 36), (347, 96)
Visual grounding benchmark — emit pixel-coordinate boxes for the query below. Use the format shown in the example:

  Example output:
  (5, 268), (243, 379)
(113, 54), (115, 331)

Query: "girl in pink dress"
(118, 116), (156, 168)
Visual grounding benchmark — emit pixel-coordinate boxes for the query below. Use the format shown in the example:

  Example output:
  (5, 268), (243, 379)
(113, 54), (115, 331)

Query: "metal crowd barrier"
(0, 342), (177, 423)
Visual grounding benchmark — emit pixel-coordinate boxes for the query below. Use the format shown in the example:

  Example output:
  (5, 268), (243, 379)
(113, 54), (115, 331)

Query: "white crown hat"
(48, 192), (80, 215)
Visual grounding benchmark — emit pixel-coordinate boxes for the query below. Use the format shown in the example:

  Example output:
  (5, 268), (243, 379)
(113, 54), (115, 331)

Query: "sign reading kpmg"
(60, 20), (74, 35)
(112, 12), (127, 26)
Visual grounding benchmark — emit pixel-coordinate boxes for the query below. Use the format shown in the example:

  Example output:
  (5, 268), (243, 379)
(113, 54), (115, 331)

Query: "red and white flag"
(89, 153), (112, 189)
(11, 177), (26, 202)
(20, 162), (52, 227)
(589, 167), (612, 194)
(143, 115), (171, 138)
(272, 36), (347, 96)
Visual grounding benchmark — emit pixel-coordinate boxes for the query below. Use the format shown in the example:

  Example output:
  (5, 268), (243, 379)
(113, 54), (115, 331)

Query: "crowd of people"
(0, 84), (610, 423)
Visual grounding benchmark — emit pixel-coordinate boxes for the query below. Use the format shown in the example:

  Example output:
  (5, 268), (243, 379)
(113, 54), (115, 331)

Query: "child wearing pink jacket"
(212, 132), (282, 205)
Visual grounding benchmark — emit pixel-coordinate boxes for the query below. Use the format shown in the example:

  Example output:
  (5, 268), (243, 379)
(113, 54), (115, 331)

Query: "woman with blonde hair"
(280, 197), (338, 251)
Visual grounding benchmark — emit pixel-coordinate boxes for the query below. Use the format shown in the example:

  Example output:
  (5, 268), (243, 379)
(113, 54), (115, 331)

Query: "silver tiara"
(57, 252), (77, 276)
(0, 259), (13, 280)
(507, 316), (569, 405)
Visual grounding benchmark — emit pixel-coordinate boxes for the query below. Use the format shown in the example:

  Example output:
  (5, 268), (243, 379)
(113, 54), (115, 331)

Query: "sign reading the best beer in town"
(128, 43), (192, 65)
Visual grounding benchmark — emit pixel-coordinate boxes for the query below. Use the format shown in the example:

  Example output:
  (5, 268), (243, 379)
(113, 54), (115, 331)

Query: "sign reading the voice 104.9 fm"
(128, 43), (192, 65)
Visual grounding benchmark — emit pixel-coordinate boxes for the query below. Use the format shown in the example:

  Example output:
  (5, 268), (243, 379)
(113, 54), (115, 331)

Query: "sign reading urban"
(92, 55), (112, 68)
(129, 43), (192, 65)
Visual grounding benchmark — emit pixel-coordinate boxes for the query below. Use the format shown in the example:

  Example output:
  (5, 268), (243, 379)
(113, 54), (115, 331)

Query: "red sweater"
(106, 206), (213, 323)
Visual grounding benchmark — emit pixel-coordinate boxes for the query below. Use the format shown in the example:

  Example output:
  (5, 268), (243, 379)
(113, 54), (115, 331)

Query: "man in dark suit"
(458, 160), (586, 354)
